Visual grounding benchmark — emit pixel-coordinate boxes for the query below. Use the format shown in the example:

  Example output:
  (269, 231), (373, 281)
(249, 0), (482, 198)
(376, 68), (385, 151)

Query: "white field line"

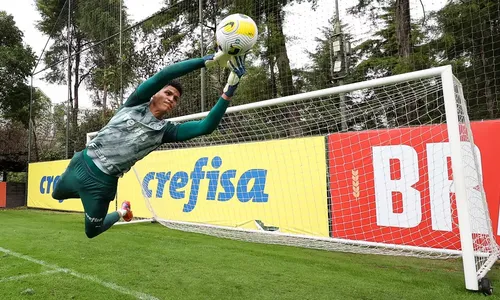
(0, 247), (159, 300)
(0, 270), (63, 283)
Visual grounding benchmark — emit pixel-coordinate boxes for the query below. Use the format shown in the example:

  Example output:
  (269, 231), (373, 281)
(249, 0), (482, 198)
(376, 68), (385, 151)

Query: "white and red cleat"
(121, 201), (133, 222)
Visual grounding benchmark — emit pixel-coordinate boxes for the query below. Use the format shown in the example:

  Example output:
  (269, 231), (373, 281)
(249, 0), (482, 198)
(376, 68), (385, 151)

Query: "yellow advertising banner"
(27, 159), (117, 213)
(117, 136), (329, 237)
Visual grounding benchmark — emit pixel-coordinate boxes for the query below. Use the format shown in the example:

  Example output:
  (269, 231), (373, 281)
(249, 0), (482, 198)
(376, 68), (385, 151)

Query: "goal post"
(87, 65), (499, 292)
(441, 67), (478, 291)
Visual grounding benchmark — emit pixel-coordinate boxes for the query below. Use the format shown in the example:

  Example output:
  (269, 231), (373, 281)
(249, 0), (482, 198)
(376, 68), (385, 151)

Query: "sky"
(0, 0), (447, 109)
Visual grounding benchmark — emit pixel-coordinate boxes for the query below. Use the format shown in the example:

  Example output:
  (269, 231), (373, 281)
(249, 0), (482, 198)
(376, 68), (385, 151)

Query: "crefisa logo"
(38, 156), (270, 211)
(142, 156), (269, 212)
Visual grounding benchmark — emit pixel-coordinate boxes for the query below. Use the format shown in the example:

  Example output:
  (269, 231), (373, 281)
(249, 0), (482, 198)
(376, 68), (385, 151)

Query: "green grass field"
(0, 209), (499, 300)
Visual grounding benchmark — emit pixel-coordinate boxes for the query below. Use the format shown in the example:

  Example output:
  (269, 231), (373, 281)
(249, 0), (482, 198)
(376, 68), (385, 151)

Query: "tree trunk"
(481, 53), (494, 119)
(102, 46), (108, 112)
(102, 83), (108, 111)
(264, 4), (300, 136)
(395, 0), (415, 124)
(395, 0), (411, 58)
(267, 52), (278, 98)
(265, 5), (294, 96)
(32, 119), (39, 162)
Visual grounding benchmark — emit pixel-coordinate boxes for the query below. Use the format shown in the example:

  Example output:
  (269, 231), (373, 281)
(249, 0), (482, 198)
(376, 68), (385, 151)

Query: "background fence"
(26, 0), (500, 163)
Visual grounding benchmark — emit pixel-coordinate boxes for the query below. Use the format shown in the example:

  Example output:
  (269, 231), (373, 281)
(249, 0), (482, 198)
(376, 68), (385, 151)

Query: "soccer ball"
(216, 13), (258, 56)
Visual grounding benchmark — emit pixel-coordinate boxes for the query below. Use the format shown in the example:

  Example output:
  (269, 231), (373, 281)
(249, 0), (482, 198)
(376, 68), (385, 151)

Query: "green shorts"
(52, 150), (119, 237)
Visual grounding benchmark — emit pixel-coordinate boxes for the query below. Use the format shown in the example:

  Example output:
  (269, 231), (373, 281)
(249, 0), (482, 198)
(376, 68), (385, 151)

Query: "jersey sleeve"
(123, 58), (206, 107)
(162, 97), (230, 143)
(162, 121), (179, 143)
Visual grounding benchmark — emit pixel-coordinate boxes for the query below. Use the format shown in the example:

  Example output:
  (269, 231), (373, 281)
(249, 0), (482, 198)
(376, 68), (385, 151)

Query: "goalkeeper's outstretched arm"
(164, 56), (247, 143)
(170, 97), (230, 142)
(123, 52), (228, 108)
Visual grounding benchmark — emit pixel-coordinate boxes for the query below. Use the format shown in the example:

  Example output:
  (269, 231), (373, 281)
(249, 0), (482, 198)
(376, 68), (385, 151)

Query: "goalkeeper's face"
(152, 85), (181, 113)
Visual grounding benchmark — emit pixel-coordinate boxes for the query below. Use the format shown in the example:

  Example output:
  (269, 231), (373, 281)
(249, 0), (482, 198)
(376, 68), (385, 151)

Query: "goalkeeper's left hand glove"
(223, 55), (246, 98)
(203, 51), (230, 68)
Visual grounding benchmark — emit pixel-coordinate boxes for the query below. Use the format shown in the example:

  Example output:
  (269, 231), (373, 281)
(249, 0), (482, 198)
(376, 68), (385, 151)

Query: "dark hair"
(166, 80), (183, 96)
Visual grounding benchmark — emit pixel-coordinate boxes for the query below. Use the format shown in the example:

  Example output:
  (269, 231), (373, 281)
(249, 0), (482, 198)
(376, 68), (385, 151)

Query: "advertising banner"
(117, 137), (330, 237)
(328, 120), (500, 249)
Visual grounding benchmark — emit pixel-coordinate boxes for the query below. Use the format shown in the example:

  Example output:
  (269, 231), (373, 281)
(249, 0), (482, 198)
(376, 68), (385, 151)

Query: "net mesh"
(30, 1), (500, 162)
(453, 76), (500, 277)
(121, 70), (499, 275)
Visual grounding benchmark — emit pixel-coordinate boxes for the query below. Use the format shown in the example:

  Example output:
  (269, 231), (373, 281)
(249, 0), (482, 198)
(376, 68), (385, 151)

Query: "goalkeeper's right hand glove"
(223, 55), (246, 98)
(203, 50), (230, 68)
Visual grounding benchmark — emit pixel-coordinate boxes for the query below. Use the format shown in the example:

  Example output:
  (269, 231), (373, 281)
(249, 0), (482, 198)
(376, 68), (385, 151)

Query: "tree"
(35, 102), (72, 162)
(137, 0), (320, 108)
(132, 1), (203, 80)
(297, 18), (362, 133)
(346, 2), (438, 129)
(0, 11), (57, 167)
(230, 0), (318, 97)
(431, 0), (500, 120)
(35, 0), (133, 156)
(78, 0), (135, 111)
(348, 2), (432, 80)
(349, 0), (412, 58)
(0, 121), (29, 171)
(28, 88), (52, 161)
(0, 11), (36, 126)
(395, 0), (411, 58)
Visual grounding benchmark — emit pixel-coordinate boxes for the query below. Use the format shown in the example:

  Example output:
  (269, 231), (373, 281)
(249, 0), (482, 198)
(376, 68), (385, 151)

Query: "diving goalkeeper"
(51, 52), (246, 239)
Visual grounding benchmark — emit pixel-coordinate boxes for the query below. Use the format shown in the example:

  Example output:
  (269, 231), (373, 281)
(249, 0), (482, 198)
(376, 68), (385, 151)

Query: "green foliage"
(349, 3), (433, 81)
(0, 121), (29, 171)
(23, 0), (500, 161)
(0, 11), (59, 168)
(0, 12), (35, 81)
(35, 0), (137, 157)
(79, 0), (135, 108)
(339, 2), (441, 129)
(431, 0), (500, 120)
(231, 65), (274, 105)
(35, 0), (66, 33)
(35, 0), (70, 86)
(0, 11), (37, 127)
(6, 172), (26, 183)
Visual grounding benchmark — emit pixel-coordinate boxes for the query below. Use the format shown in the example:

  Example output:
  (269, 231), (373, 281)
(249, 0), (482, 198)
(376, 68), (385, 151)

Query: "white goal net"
(88, 65), (499, 291)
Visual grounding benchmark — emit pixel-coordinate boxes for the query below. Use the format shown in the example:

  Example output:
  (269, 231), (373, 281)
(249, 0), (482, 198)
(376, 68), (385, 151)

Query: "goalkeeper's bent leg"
(76, 151), (122, 238)
(81, 194), (121, 239)
(53, 150), (124, 238)
(79, 177), (121, 238)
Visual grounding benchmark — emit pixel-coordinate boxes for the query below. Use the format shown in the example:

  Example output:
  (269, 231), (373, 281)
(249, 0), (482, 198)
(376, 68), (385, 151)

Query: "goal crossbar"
(169, 65), (452, 122)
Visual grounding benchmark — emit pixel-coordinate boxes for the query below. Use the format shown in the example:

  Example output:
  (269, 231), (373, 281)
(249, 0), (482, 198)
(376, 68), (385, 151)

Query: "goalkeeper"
(51, 53), (246, 239)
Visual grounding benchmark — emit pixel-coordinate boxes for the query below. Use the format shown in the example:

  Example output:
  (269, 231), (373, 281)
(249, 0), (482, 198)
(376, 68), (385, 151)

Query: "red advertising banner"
(328, 120), (500, 250)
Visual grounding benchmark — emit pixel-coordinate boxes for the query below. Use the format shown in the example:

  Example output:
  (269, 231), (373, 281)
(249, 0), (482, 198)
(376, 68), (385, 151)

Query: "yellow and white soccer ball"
(216, 13), (258, 56)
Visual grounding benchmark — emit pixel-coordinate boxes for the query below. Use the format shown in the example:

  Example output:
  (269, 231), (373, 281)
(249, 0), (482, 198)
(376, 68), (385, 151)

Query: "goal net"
(87, 66), (499, 291)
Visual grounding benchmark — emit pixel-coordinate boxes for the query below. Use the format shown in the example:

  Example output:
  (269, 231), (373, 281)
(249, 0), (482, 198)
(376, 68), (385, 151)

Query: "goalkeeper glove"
(223, 55), (246, 98)
(203, 51), (230, 68)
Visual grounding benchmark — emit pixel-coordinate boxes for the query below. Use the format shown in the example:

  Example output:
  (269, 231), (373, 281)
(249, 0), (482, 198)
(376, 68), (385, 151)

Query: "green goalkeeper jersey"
(86, 102), (177, 176)
(85, 57), (229, 177)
